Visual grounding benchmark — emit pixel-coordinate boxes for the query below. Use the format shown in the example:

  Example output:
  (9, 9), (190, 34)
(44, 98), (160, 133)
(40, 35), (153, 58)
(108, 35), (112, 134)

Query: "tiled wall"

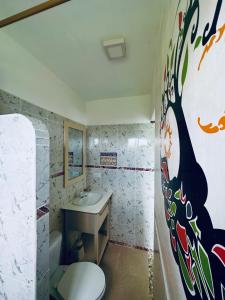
(37, 212), (49, 300)
(0, 89), (86, 232)
(0, 89), (155, 252)
(30, 117), (50, 300)
(87, 124), (155, 250)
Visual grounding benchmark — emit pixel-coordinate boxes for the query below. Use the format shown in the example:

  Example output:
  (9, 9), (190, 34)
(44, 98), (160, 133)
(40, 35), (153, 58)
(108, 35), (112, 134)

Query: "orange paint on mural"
(218, 115), (225, 130)
(198, 35), (216, 71)
(164, 123), (173, 158)
(216, 23), (225, 43)
(198, 113), (225, 134)
(198, 23), (225, 71)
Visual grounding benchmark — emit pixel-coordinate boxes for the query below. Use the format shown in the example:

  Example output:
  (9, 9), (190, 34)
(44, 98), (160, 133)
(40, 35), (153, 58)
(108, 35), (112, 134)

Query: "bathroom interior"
(1, 0), (225, 300)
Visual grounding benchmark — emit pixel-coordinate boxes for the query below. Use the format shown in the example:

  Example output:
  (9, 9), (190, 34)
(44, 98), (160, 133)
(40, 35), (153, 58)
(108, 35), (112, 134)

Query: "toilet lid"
(57, 262), (105, 300)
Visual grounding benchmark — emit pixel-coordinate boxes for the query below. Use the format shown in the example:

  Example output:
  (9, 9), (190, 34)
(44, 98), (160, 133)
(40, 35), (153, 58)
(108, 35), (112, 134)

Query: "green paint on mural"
(190, 242), (210, 299)
(174, 189), (181, 200)
(181, 45), (189, 86)
(167, 54), (169, 72)
(194, 36), (202, 50)
(179, 28), (184, 38)
(198, 242), (215, 297)
(189, 218), (201, 239)
(171, 46), (175, 70)
(170, 202), (177, 216)
(192, 263), (202, 298)
(178, 244), (194, 294)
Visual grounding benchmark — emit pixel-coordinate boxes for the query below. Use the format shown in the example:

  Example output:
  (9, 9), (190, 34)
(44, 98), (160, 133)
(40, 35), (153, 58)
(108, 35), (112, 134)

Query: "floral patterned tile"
(134, 223), (153, 250)
(37, 214), (49, 282)
(87, 124), (154, 249)
(101, 168), (118, 192)
(110, 204), (135, 226)
(37, 271), (49, 300)
(21, 100), (49, 121)
(110, 223), (135, 246)
(100, 125), (118, 153)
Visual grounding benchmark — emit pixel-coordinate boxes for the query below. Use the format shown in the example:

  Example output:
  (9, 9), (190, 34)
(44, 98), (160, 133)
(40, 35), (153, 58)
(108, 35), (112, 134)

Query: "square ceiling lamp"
(103, 37), (126, 60)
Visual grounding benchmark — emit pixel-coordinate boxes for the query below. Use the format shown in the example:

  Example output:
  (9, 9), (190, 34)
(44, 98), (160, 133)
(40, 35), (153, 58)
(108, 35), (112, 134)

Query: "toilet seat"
(57, 262), (105, 300)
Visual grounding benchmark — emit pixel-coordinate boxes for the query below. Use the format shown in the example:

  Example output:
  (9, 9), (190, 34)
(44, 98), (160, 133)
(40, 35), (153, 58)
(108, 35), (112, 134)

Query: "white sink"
(71, 192), (103, 207)
(62, 190), (112, 214)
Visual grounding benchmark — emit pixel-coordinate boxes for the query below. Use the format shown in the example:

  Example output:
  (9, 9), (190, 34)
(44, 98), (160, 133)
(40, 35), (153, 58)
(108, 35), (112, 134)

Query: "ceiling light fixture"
(0, 0), (71, 28)
(103, 37), (126, 60)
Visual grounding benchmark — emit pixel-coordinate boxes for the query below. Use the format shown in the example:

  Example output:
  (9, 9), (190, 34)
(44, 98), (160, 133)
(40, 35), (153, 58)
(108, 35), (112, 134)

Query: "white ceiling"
(0, 0), (164, 101)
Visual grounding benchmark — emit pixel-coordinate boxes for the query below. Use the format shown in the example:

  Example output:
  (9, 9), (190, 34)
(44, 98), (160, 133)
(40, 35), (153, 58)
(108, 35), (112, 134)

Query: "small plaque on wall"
(100, 152), (117, 166)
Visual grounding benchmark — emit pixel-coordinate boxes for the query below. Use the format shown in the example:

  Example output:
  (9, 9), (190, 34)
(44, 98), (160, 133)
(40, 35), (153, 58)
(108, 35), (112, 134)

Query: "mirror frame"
(64, 119), (86, 187)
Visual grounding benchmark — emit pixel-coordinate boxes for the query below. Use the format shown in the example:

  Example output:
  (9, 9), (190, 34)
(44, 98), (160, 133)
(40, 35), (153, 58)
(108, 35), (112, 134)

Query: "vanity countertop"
(61, 190), (112, 214)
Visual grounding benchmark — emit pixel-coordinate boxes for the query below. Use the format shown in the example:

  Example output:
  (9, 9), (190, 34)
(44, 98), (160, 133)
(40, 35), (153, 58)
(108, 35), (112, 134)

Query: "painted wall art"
(160, 0), (225, 299)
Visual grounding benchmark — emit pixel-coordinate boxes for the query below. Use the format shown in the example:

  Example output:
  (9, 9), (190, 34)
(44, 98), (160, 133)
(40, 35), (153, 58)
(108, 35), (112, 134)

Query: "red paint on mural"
(185, 254), (195, 282)
(212, 244), (225, 267)
(161, 161), (170, 182)
(171, 232), (177, 252)
(179, 12), (183, 30)
(166, 209), (171, 221)
(176, 221), (189, 254)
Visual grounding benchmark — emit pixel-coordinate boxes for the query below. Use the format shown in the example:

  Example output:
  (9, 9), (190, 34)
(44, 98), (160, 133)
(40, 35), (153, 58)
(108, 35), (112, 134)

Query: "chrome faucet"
(80, 191), (87, 198)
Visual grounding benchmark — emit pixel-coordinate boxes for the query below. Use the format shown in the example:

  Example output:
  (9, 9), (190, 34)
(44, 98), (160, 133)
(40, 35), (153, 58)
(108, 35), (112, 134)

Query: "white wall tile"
(37, 214), (49, 283)
(87, 124), (155, 249)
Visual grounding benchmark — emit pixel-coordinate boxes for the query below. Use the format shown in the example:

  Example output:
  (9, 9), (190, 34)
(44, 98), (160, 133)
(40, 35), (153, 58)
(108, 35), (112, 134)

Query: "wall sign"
(100, 152), (117, 166)
(160, 0), (225, 299)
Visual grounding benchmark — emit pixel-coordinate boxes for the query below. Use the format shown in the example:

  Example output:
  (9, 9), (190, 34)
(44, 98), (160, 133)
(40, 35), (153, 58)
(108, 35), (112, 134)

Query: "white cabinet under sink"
(61, 191), (112, 265)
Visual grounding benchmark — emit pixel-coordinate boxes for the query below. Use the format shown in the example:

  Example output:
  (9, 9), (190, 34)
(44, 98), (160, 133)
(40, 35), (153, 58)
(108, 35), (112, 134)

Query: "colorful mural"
(160, 0), (225, 299)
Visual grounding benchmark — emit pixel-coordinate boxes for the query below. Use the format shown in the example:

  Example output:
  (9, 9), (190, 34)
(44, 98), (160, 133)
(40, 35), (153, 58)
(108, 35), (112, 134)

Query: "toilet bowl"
(50, 231), (106, 300)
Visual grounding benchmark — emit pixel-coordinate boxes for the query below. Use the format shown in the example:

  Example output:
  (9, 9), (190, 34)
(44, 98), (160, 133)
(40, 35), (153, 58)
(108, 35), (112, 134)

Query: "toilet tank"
(50, 231), (62, 277)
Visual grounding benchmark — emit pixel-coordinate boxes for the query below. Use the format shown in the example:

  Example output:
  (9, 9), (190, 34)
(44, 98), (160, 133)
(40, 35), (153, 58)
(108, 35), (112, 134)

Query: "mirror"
(64, 120), (86, 186)
(68, 127), (83, 178)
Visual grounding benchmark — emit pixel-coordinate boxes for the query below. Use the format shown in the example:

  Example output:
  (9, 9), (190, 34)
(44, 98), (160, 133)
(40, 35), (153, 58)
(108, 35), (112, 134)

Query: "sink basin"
(62, 190), (112, 214)
(71, 192), (103, 206)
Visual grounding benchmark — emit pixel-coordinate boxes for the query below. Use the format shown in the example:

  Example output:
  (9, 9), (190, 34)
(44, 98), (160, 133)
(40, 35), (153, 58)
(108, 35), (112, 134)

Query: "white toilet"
(50, 231), (106, 300)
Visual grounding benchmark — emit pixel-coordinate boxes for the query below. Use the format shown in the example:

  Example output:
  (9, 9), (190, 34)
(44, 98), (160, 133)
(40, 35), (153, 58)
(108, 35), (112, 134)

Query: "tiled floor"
(100, 243), (151, 300)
